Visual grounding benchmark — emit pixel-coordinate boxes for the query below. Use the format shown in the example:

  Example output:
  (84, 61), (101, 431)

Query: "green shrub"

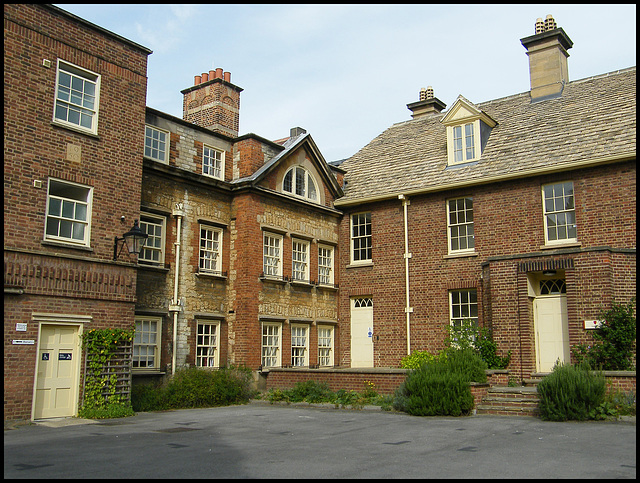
(447, 320), (511, 369)
(131, 366), (255, 412)
(400, 350), (445, 369)
(393, 363), (474, 416)
(393, 348), (485, 416)
(78, 402), (135, 419)
(572, 298), (636, 371)
(537, 363), (606, 421)
(287, 380), (334, 403)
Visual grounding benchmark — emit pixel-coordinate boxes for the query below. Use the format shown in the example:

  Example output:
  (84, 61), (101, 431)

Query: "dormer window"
(441, 96), (497, 166)
(283, 166), (318, 202)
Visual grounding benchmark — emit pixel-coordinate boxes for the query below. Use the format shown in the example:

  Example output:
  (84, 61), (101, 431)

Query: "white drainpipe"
(398, 194), (412, 355)
(170, 203), (185, 375)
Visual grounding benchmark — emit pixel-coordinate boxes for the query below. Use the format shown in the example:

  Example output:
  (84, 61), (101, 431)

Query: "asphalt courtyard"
(4, 401), (636, 479)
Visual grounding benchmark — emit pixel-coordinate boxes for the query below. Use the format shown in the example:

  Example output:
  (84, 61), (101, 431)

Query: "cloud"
(135, 4), (199, 54)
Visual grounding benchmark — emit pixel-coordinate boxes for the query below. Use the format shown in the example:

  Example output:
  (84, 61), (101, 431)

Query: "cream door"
(350, 298), (373, 367)
(534, 295), (570, 372)
(33, 324), (81, 419)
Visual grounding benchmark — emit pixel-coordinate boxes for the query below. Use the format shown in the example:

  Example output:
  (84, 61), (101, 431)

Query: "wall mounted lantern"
(113, 219), (149, 261)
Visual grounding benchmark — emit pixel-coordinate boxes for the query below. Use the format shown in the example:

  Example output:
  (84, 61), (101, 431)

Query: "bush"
(572, 298), (636, 371)
(131, 366), (255, 412)
(537, 363), (606, 421)
(393, 363), (474, 416)
(447, 320), (511, 369)
(393, 348), (485, 416)
(287, 380), (334, 403)
(400, 350), (445, 369)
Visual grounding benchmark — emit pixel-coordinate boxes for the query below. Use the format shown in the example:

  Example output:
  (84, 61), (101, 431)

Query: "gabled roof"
(234, 132), (344, 199)
(336, 67), (636, 206)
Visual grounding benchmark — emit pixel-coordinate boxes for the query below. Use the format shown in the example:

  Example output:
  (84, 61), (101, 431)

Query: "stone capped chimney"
(407, 86), (446, 118)
(520, 14), (573, 102)
(181, 67), (243, 137)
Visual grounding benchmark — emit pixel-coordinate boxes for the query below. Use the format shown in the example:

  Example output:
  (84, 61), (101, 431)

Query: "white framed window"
(282, 166), (318, 202)
(318, 245), (334, 286)
(199, 225), (223, 274)
(261, 322), (281, 368)
(45, 178), (92, 246)
(203, 145), (224, 180)
(350, 212), (372, 264)
(291, 325), (309, 367)
(447, 197), (475, 253)
(449, 289), (478, 328)
(292, 238), (310, 282)
(452, 123), (475, 163)
(318, 325), (334, 367)
(53, 60), (100, 135)
(542, 181), (576, 244)
(133, 316), (161, 370)
(144, 125), (169, 163)
(263, 232), (283, 278)
(139, 213), (165, 266)
(196, 321), (220, 368)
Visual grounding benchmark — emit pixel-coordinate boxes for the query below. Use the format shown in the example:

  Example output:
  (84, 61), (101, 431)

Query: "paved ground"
(4, 401), (636, 479)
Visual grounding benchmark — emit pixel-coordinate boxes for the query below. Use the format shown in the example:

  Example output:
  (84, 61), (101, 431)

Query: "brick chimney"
(520, 15), (573, 102)
(180, 67), (243, 137)
(407, 86), (446, 118)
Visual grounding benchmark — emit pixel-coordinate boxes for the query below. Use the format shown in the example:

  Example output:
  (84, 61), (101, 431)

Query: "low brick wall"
(602, 371), (636, 395)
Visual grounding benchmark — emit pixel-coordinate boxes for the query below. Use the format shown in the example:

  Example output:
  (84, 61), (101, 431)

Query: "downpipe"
(398, 194), (412, 355)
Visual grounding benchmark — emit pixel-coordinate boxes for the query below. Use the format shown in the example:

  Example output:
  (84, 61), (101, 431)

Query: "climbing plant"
(78, 327), (135, 419)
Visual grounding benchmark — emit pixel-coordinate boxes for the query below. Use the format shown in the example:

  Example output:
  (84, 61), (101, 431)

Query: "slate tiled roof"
(337, 67), (636, 205)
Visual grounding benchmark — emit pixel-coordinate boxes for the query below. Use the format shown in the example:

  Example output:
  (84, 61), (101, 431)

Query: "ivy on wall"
(79, 327), (135, 419)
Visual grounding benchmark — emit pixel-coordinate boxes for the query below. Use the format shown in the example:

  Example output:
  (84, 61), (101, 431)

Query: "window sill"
(346, 261), (374, 269)
(137, 263), (170, 273)
(41, 240), (94, 252)
(260, 275), (287, 285)
(443, 251), (478, 259)
(132, 370), (165, 376)
(290, 280), (314, 288)
(540, 241), (582, 250)
(316, 283), (338, 291)
(51, 120), (99, 139)
(196, 271), (227, 280)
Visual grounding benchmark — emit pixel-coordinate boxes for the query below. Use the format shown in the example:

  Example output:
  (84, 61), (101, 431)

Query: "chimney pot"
(224, 72), (231, 82)
(535, 17), (544, 34)
(419, 87), (427, 101)
(426, 86), (434, 99)
(194, 75), (202, 86)
(544, 14), (556, 31)
(201, 72), (209, 82)
(216, 68), (223, 79)
(209, 69), (215, 80)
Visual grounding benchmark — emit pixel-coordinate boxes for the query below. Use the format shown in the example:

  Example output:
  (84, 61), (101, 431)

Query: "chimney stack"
(407, 86), (446, 118)
(181, 66), (243, 137)
(520, 14), (573, 102)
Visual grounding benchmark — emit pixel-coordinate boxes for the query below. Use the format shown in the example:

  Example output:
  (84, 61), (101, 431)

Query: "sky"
(55, 4), (636, 163)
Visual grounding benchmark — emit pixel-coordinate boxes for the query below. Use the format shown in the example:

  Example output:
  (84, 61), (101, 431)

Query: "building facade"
(335, 16), (636, 379)
(4, 4), (151, 421)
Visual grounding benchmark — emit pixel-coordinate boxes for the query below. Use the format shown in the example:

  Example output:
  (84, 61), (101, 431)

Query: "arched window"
(282, 166), (318, 202)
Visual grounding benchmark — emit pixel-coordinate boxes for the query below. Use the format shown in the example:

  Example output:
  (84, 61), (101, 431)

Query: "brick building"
(134, 71), (345, 384)
(4, 4), (151, 421)
(335, 16), (636, 379)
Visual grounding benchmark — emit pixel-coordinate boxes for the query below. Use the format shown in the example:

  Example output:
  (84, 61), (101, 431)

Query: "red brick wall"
(338, 162), (636, 377)
(4, 4), (149, 421)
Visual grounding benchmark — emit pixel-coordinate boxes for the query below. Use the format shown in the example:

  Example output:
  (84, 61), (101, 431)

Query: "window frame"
(350, 212), (372, 265)
(263, 232), (283, 278)
(542, 181), (577, 245)
(144, 125), (169, 164)
(199, 225), (223, 275)
(290, 324), (309, 367)
(53, 60), (100, 135)
(282, 166), (319, 203)
(291, 238), (310, 282)
(203, 144), (225, 180)
(449, 289), (478, 329)
(44, 178), (93, 247)
(261, 322), (282, 368)
(138, 213), (166, 266)
(447, 197), (475, 254)
(195, 320), (220, 368)
(317, 325), (334, 367)
(318, 244), (335, 286)
(133, 316), (162, 371)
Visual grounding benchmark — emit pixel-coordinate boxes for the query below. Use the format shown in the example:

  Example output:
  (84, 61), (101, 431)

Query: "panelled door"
(534, 295), (570, 372)
(350, 297), (373, 367)
(33, 324), (81, 419)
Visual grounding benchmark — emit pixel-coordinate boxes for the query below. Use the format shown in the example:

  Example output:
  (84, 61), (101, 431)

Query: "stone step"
(476, 386), (540, 417)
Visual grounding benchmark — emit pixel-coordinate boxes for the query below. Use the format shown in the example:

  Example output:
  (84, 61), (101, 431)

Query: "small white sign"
(16, 323), (27, 332)
(12, 340), (35, 345)
(584, 320), (603, 330)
